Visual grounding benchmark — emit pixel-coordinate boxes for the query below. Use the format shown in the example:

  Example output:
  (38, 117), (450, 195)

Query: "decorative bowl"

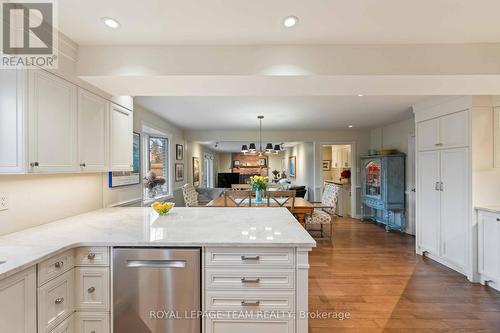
(151, 202), (175, 215)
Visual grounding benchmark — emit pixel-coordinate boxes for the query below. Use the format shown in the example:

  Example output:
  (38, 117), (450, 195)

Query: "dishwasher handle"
(126, 259), (187, 268)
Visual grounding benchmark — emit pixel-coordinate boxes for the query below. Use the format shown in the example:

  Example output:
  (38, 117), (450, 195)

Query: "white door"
(440, 148), (469, 270)
(0, 267), (36, 333)
(407, 136), (416, 235)
(28, 70), (78, 173)
(417, 118), (440, 151)
(440, 110), (469, 149)
(478, 212), (500, 280)
(109, 103), (133, 171)
(0, 69), (25, 173)
(78, 89), (109, 172)
(417, 150), (441, 254)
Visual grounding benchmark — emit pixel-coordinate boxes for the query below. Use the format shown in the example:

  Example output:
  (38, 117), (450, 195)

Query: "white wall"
(283, 143), (315, 200)
(186, 142), (219, 188)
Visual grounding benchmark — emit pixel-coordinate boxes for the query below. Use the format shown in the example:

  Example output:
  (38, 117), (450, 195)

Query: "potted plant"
(249, 175), (269, 203)
(340, 169), (351, 183)
(144, 171), (166, 198)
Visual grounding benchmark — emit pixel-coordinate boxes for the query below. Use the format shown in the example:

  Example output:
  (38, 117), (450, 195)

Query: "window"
(204, 153), (214, 188)
(147, 136), (169, 195)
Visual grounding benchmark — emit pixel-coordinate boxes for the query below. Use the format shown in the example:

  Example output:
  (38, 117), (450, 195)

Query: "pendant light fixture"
(241, 116), (281, 155)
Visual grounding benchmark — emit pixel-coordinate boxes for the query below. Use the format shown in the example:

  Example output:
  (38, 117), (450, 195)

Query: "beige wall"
(283, 143), (315, 200)
(0, 173), (103, 235)
(186, 142), (219, 188)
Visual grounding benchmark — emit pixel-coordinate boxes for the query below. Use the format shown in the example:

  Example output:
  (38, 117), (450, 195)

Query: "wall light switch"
(0, 193), (8, 211)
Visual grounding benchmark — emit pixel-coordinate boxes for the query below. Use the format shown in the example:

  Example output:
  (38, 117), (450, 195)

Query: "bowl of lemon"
(151, 201), (175, 215)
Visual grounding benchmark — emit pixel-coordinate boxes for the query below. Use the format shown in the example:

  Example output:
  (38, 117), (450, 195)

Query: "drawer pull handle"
(241, 277), (260, 283)
(54, 297), (64, 305)
(241, 255), (260, 261)
(241, 300), (260, 306)
(88, 286), (95, 293)
(87, 253), (96, 260)
(90, 331), (95, 333)
(54, 261), (64, 268)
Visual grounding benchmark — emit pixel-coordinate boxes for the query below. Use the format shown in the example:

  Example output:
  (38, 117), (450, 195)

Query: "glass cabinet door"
(365, 160), (381, 197)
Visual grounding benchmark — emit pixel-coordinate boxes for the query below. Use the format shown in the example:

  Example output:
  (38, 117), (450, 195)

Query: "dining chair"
(182, 183), (199, 207)
(224, 190), (253, 207)
(305, 182), (340, 241)
(231, 184), (251, 190)
(265, 190), (295, 210)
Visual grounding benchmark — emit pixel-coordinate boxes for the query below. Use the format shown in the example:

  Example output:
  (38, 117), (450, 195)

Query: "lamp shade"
(274, 144), (281, 151)
(249, 143), (256, 151)
(241, 145), (248, 153)
(265, 143), (273, 151)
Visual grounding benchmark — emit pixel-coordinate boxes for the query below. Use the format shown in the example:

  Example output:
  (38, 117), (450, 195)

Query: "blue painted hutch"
(360, 153), (406, 232)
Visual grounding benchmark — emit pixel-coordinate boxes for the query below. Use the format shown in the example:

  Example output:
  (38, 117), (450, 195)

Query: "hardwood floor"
(308, 217), (500, 333)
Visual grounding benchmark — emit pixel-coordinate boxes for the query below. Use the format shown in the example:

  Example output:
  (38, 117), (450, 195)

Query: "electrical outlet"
(0, 193), (8, 211)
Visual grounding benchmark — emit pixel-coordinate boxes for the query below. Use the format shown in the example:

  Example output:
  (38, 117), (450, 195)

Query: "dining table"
(207, 196), (314, 226)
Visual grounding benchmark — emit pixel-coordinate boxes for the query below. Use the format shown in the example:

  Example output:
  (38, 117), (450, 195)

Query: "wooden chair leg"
(329, 222), (333, 242)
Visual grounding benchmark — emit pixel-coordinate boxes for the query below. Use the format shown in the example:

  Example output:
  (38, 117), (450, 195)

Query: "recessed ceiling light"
(102, 17), (120, 29)
(283, 16), (298, 28)
(348, 125), (353, 128)
(357, 94), (364, 97)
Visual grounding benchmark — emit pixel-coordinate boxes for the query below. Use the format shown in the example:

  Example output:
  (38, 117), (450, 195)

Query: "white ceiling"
(59, 0), (500, 45)
(134, 96), (425, 130)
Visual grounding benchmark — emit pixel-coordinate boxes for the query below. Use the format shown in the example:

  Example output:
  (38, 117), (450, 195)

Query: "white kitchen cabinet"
(74, 312), (109, 333)
(417, 151), (441, 255)
(206, 318), (294, 333)
(0, 69), (26, 173)
(417, 110), (469, 151)
(50, 314), (75, 333)
(494, 107), (500, 168)
(28, 70), (78, 173)
(78, 89), (109, 172)
(0, 267), (36, 333)
(109, 103), (133, 171)
(477, 210), (500, 291)
(38, 269), (75, 333)
(74, 267), (109, 311)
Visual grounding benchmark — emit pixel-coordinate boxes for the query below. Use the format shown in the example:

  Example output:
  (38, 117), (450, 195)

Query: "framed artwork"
(322, 160), (331, 171)
(233, 160), (240, 167)
(109, 132), (141, 187)
(258, 158), (267, 166)
(289, 156), (296, 178)
(192, 157), (200, 187)
(176, 144), (184, 160)
(175, 163), (184, 182)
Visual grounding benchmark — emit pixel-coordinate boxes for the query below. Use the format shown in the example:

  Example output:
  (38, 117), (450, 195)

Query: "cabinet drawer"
(75, 247), (109, 267)
(206, 318), (294, 333)
(74, 312), (109, 333)
(75, 267), (109, 311)
(38, 250), (74, 286)
(205, 269), (295, 290)
(206, 248), (294, 268)
(38, 269), (74, 333)
(50, 313), (74, 333)
(205, 291), (295, 312)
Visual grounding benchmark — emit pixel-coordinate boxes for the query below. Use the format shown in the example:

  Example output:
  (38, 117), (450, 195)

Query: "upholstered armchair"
(305, 183), (340, 240)
(182, 184), (200, 207)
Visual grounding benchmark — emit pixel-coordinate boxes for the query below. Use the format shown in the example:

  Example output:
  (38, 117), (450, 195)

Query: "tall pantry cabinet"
(414, 96), (493, 280)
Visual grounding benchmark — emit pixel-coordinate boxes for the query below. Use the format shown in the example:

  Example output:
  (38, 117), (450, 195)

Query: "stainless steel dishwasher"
(113, 248), (201, 333)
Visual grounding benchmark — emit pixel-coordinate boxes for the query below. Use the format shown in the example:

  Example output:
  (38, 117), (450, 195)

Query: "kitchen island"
(0, 207), (315, 333)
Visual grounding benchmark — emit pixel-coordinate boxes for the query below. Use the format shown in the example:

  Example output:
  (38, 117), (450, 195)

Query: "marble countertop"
(475, 206), (500, 214)
(0, 207), (315, 280)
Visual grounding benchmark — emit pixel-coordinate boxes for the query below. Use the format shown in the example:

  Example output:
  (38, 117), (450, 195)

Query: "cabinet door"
(0, 69), (25, 173)
(206, 318), (293, 333)
(28, 70), (78, 173)
(74, 312), (109, 333)
(78, 89), (109, 172)
(74, 267), (109, 311)
(109, 103), (133, 171)
(440, 148), (469, 270)
(440, 110), (469, 149)
(417, 118), (440, 151)
(0, 267), (36, 333)
(417, 151), (441, 254)
(478, 211), (500, 280)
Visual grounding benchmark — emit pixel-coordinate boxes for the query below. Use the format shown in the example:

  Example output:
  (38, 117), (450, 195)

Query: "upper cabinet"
(28, 70), (78, 173)
(78, 89), (109, 172)
(0, 69), (133, 174)
(109, 104), (133, 171)
(417, 110), (469, 151)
